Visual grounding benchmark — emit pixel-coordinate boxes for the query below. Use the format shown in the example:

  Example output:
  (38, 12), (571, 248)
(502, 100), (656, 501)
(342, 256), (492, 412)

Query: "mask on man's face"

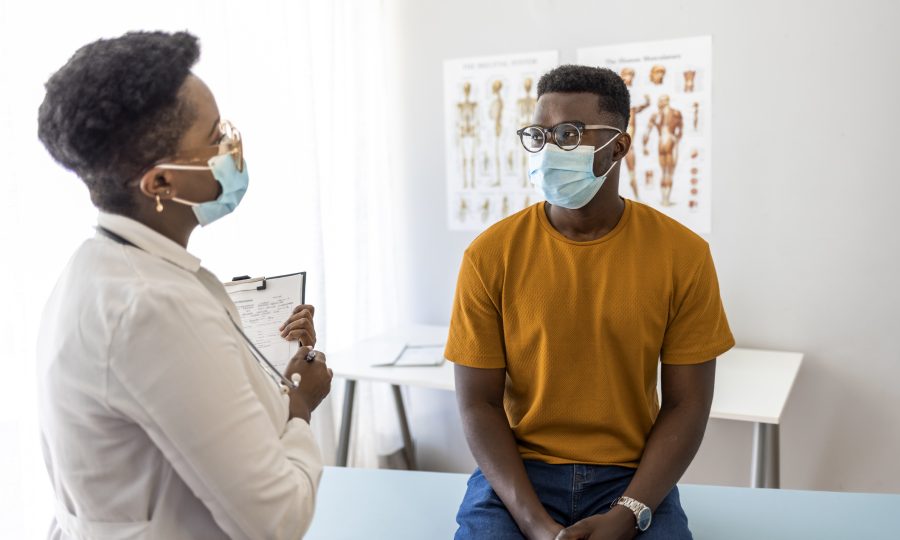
(528, 133), (620, 209)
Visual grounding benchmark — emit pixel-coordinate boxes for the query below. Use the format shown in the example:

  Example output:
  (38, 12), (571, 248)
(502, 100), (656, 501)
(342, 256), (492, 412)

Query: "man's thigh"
(455, 468), (526, 540)
(576, 479), (691, 539)
(455, 463), (574, 539)
(574, 466), (692, 539)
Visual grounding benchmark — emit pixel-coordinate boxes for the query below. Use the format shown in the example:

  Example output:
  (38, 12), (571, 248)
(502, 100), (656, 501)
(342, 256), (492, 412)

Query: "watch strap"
(612, 496), (651, 531)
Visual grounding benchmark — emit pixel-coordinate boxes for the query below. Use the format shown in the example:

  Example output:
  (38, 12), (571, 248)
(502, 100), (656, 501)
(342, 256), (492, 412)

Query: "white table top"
(306, 466), (900, 539)
(327, 325), (803, 425)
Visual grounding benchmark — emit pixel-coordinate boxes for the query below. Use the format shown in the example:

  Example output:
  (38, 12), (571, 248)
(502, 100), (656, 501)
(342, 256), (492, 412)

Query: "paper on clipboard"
(224, 272), (306, 373)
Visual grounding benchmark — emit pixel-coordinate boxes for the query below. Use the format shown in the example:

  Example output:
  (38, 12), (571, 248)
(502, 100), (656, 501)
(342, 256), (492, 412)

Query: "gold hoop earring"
(155, 195), (164, 213)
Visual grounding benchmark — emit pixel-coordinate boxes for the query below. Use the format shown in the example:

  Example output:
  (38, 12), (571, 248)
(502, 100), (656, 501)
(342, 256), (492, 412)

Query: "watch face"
(637, 507), (652, 531)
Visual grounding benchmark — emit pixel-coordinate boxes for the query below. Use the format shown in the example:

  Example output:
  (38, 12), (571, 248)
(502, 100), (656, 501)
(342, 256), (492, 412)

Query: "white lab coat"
(36, 213), (323, 539)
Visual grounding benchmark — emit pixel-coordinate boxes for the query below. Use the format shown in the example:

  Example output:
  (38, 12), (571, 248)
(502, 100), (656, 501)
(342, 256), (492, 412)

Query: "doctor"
(36, 31), (331, 539)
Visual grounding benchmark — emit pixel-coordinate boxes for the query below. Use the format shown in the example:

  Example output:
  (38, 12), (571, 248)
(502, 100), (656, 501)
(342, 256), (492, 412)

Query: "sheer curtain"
(0, 1), (404, 536)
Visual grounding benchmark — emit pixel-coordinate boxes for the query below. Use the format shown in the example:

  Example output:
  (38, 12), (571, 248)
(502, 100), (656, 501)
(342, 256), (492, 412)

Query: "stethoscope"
(97, 226), (313, 394)
(226, 315), (316, 394)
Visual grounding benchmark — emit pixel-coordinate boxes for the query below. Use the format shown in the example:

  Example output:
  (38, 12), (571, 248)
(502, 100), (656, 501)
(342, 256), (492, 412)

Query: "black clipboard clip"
(228, 275), (267, 291)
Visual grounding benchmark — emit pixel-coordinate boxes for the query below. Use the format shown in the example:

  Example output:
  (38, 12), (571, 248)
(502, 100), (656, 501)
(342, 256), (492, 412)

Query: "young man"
(445, 65), (734, 540)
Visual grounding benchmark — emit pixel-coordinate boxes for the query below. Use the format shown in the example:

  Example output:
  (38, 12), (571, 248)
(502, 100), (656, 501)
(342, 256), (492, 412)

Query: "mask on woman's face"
(172, 154), (249, 226)
(156, 119), (248, 226)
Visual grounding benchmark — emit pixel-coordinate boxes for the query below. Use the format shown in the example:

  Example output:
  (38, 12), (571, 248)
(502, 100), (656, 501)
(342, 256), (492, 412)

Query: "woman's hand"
(280, 304), (316, 347)
(285, 346), (332, 423)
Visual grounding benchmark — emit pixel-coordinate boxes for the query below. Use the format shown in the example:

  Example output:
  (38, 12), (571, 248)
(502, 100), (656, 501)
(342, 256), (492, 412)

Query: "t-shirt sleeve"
(444, 250), (506, 369)
(661, 246), (735, 365)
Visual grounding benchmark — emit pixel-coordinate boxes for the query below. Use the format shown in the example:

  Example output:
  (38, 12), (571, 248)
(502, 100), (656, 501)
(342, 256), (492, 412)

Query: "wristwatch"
(612, 496), (652, 532)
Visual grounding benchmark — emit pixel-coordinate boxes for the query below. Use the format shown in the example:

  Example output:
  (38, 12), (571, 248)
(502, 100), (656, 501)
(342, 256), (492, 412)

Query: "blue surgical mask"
(528, 134), (620, 209)
(169, 154), (249, 226)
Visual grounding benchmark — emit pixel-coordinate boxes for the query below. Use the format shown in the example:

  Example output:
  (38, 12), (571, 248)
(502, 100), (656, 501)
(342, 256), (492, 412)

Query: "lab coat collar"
(97, 212), (202, 273)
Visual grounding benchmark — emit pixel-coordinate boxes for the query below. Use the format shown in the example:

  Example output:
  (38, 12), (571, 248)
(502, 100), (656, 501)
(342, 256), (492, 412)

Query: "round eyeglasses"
(155, 120), (244, 172)
(516, 121), (621, 153)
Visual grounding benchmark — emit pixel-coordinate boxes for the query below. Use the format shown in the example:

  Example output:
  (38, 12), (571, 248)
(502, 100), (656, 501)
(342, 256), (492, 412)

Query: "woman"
(36, 31), (332, 539)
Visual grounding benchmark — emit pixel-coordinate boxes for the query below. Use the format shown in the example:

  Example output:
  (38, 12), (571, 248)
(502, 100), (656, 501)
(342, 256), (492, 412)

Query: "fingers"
(288, 330), (315, 347)
(279, 309), (313, 332)
(280, 317), (316, 345)
(555, 522), (590, 540)
(279, 304), (315, 330)
(285, 346), (312, 373)
(288, 348), (328, 369)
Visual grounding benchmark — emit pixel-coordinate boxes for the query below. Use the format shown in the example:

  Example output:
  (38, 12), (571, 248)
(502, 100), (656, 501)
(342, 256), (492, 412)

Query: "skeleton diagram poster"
(578, 36), (712, 233)
(444, 51), (559, 231)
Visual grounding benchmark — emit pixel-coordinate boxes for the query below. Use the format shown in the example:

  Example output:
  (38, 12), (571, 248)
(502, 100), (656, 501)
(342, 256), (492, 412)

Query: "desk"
(328, 325), (803, 488)
(306, 467), (900, 539)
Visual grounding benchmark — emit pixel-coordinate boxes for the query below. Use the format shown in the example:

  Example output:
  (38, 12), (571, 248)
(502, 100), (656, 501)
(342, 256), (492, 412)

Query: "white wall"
(384, 0), (900, 492)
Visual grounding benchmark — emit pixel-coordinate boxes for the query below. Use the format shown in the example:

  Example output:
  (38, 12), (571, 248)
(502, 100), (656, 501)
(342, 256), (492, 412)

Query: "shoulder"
(465, 203), (539, 263)
(72, 237), (222, 327)
(627, 201), (710, 259)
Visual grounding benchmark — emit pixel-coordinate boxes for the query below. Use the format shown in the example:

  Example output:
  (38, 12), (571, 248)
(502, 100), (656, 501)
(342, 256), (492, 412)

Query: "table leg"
(751, 422), (780, 488)
(336, 379), (357, 467)
(391, 384), (417, 470)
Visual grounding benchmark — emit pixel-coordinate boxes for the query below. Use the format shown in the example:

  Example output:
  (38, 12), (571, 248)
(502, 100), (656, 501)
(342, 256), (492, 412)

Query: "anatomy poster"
(444, 51), (558, 231)
(578, 36), (712, 233)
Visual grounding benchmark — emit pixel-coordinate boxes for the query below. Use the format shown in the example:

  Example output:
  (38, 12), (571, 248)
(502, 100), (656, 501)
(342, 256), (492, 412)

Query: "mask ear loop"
(592, 132), (623, 177)
(591, 131), (622, 154)
(154, 156), (220, 208)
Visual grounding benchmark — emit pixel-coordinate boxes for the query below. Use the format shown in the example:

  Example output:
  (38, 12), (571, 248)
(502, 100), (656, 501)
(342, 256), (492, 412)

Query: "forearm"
(622, 401), (709, 511)
(460, 402), (556, 536)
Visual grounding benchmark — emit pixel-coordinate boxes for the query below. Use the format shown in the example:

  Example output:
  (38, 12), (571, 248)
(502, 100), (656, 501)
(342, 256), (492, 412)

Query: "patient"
(445, 65), (734, 539)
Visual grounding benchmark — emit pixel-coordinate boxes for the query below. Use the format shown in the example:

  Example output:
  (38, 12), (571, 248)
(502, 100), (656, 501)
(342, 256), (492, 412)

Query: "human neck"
(127, 206), (196, 248)
(545, 192), (626, 242)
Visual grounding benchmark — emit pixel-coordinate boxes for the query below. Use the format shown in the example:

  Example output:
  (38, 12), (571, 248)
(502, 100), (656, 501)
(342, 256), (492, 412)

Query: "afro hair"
(536, 64), (631, 130)
(38, 31), (200, 213)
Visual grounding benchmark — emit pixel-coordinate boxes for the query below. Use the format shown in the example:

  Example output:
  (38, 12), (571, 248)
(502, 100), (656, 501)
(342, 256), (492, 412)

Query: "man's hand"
(280, 304), (316, 347)
(285, 346), (332, 422)
(531, 521), (564, 540)
(555, 507), (635, 540)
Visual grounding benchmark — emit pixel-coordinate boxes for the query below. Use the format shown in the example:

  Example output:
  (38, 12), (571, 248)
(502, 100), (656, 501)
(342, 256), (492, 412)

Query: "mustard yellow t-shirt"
(444, 200), (735, 467)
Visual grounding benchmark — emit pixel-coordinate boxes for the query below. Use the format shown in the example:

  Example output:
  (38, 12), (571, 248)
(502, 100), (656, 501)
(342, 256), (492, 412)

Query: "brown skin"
(538, 92), (629, 243)
(456, 92), (716, 540)
(128, 74), (331, 423)
(285, 346), (332, 423)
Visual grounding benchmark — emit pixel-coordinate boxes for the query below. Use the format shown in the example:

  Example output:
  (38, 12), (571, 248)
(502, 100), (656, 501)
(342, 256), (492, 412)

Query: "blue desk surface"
(306, 466), (900, 539)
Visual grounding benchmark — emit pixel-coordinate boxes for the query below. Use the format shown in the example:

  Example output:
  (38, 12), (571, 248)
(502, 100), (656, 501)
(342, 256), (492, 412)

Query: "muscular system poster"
(578, 36), (713, 233)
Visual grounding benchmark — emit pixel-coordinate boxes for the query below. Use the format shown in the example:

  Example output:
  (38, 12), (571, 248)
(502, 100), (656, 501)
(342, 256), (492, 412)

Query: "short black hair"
(536, 65), (631, 130)
(38, 31), (200, 213)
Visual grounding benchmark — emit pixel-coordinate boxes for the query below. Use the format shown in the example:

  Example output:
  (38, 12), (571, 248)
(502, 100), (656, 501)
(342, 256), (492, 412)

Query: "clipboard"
(224, 272), (307, 373)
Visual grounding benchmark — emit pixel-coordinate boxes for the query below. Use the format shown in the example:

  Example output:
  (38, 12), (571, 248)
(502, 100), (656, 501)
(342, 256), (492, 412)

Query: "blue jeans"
(455, 461), (691, 539)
